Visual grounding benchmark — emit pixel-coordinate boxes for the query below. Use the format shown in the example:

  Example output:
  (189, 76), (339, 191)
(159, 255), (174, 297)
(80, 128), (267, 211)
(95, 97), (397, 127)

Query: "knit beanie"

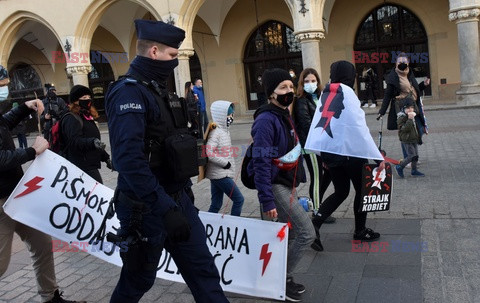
(262, 68), (292, 97)
(330, 60), (356, 88)
(402, 98), (415, 110)
(69, 85), (93, 103)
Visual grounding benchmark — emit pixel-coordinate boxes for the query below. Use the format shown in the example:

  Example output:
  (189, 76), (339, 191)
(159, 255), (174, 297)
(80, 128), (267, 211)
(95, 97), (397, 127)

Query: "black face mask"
(276, 92), (294, 107)
(47, 90), (57, 99)
(398, 63), (408, 71)
(129, 56), (179, 83)
(79, 99), (92, 110)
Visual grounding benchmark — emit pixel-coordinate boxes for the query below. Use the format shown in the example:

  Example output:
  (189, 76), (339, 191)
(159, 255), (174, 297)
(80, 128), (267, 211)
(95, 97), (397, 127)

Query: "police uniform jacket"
(105, 74), (182, 217)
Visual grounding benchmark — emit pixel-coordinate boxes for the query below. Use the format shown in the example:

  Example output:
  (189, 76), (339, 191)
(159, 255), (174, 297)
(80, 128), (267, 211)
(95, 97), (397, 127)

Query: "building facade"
(1, 0), (479, 117)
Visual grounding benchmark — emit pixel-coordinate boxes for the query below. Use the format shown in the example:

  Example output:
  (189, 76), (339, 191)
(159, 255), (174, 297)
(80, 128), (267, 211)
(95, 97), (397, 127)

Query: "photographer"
(41, 85), (67, 142)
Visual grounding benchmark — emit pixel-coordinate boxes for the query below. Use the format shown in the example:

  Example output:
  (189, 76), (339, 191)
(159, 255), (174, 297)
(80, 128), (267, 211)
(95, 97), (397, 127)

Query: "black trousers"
(316, 157), (368, 233)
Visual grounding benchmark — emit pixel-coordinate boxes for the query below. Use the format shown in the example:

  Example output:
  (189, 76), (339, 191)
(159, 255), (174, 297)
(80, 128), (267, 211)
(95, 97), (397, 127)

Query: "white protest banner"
(3, 150), (288, 300)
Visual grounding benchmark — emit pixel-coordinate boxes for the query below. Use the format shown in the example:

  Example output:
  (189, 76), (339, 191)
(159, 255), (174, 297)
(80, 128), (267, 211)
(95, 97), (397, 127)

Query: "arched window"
(354, 4), (431, 100)
(244, 21), (302, 110)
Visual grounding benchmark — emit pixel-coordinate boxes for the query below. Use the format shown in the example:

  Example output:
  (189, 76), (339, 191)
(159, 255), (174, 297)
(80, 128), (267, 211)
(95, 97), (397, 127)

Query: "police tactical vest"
(118, 75), (199, 182)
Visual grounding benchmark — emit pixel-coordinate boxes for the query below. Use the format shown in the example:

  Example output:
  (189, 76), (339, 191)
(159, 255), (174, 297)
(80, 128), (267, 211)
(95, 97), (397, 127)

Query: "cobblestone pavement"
(1, 105), (479, 302)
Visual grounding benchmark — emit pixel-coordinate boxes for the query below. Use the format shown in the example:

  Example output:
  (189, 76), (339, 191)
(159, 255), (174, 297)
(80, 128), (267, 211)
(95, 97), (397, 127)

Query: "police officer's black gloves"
(93, 138), (106, 150)
(163, 207), (191, 243)
(223, 162), (231, 169)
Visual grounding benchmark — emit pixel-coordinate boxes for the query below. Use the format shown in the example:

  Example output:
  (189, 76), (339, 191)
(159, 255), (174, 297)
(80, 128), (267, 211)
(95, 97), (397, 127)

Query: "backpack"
(240, 143), (256, 189)
(50, 112), (83, 155)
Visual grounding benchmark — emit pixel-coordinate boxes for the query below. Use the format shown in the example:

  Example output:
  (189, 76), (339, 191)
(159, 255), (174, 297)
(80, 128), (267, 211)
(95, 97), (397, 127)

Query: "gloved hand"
(223, 162), (231, 169)
(163, 207), (191, 243)
(93, 138), (106, 150)
(105, 158), (113, 170)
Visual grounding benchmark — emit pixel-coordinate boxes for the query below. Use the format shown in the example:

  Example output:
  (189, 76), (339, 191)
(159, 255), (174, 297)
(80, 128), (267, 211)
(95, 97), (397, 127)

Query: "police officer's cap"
(134, 19), (185, 49)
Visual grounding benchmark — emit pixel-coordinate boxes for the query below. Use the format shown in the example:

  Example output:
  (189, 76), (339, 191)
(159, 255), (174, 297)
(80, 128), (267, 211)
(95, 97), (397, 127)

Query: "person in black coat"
(62, 85), (111, 183)
(377, 54), (430, 158)
(293, 68), (335, 235)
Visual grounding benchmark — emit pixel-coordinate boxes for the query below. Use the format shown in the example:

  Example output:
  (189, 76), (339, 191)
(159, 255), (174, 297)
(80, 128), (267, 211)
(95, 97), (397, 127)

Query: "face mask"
(304, 82), (317, 94)
(289, 73), (295, 78)
(0, 86), (9, 102)
(226, 116), (234, 127)
(79, 99), (92, 110)
(47, 90), (57, 99)
(276, 92), (294, 107)
(398, 63), (408, 71)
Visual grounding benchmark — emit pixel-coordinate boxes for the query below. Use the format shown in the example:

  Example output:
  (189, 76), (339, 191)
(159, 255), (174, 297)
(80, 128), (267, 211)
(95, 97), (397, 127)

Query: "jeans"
(110, 188), (228, 303)
(17, 134), (28, 149)
(271, 184), (316, 277)
(209, 177), (244, 216)
(199, 110), (209, 135)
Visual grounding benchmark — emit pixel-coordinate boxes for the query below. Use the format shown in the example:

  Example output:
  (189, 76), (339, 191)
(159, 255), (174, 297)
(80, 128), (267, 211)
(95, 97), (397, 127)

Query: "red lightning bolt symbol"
(320, 83), (340, 133)
(15, 176), (45, 198)
(259, 243), (272, 276)
(374, 169), (383, 185)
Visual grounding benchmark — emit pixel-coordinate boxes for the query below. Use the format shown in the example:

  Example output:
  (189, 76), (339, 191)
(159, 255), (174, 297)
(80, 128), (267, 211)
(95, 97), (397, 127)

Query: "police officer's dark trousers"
(110, 188), (229, 303)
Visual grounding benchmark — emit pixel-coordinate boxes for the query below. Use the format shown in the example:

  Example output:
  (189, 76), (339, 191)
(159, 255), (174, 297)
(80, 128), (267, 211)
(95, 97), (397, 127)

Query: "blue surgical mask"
(0, 86), (9, 102)
(304, 83), (317, 94)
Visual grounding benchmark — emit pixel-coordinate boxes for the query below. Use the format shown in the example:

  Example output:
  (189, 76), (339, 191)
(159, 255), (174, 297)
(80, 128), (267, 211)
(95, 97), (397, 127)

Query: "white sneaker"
(369, 104), (377, 108)
(362, 103), (369, 108)
(405, 163), (411, 168)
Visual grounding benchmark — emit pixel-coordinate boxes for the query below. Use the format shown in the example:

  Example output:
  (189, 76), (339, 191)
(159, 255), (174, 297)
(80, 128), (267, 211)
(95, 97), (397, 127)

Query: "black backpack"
(240, 143), (256, 189)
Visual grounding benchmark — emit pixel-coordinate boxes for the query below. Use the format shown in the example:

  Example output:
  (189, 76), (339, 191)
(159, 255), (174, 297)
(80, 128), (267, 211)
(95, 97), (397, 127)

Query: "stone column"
(294, 30), (325, 82)
(174, 49), (194, 97)
(66, 64), (92, 87)
(449, 8), (480, 104)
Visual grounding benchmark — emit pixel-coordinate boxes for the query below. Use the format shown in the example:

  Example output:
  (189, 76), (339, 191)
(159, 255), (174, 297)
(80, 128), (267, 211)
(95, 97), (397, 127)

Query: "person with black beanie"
(61, 84), (111, 183)
(310, 60), (385, 251)
(248, 67), (315, 302)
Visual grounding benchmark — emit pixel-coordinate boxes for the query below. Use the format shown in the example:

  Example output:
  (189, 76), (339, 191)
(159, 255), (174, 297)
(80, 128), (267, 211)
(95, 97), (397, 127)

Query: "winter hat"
(69, 85), (93, 103)
(227, 104), (235, 115)
(402, 98), (415, 109)
(330, 60), (356, 88)
(262, 68), (292, 97)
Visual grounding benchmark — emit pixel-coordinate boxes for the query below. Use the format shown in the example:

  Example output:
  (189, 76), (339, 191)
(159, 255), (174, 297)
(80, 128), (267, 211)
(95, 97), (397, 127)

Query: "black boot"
(45, 290), (86, 303)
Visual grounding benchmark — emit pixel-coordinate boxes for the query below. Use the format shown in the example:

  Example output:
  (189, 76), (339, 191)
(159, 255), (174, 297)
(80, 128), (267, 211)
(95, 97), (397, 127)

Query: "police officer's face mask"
(0, 86), (9, 102)
(151, 58), (179, 80)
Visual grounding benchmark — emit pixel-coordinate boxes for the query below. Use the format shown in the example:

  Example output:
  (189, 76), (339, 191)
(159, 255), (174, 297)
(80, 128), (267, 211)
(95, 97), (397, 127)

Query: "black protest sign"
(360, 163), (392, 212)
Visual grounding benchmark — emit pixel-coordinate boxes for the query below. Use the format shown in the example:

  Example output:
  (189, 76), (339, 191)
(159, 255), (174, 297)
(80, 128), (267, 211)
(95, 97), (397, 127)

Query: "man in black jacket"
(0, 66), (85, 303)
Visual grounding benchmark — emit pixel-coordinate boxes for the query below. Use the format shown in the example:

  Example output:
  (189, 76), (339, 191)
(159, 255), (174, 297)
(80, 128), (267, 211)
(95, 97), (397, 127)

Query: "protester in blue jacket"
(247, 68), (315, 302)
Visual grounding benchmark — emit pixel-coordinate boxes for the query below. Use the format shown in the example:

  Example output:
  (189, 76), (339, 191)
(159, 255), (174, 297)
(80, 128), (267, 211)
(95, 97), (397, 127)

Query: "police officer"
(105, 20), (229, 303)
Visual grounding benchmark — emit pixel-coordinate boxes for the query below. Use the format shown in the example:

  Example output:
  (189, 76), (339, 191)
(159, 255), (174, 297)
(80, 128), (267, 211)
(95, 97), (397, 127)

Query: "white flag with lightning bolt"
(305, 83), (384, 161)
